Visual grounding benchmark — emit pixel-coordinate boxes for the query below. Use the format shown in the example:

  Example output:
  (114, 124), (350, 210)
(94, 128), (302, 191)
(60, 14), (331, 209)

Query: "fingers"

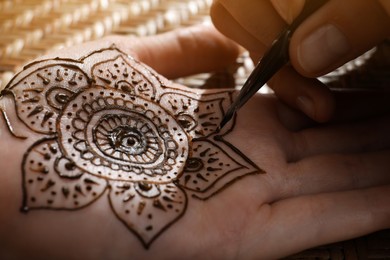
(269, 66), (335, 122)
(210, 1), (336, 122)
(286, 115), (390, 162)
(290, 0), (390, 77)
(275, 115), (390, 198)
(211, 0), (286, 51)
(275, 89), (390, 131)
(114, 24), (240, 78)
(211, 0), (390, 122)
(282, 88), (390, 161)
(245, 185), (390, 259)
(210, 1), (266, 57)
(282, 150), (390, 199)
(277, 114), (390, 199)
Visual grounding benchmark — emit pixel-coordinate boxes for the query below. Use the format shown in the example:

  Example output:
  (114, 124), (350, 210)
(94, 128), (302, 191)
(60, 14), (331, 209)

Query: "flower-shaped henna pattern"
(0, 46), (263, 248)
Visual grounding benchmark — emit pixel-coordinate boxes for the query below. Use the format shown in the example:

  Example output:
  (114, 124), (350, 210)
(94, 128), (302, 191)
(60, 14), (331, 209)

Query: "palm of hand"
(178, 93), (390, 259)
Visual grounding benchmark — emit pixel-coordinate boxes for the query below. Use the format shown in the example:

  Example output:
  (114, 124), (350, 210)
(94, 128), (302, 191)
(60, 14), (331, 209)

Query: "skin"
(210, 0), (390, 122)
(0, 25), (390, 259)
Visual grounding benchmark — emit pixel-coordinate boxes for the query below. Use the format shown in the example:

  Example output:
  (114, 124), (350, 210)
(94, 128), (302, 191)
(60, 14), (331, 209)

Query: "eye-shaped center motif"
(93, 112), (163, 165)
(108, 126), (145, 153)
(94, 114), (154, 159)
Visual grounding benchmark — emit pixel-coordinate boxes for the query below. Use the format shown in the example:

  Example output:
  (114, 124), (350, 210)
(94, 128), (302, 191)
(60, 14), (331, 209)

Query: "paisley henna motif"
(1, 46), (263, 248)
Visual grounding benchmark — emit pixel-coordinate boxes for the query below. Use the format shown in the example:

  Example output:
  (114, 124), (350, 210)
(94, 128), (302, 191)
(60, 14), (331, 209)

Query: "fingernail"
(296, 96), (314, 117)
(298, 24), (349, 74)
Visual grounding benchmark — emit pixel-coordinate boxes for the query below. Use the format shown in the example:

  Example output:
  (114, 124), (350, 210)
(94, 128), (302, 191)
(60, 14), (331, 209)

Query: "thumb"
(289, 0), (390, 77)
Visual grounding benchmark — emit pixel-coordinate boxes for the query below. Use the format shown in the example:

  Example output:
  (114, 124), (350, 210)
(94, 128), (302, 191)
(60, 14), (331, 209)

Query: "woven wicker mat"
(1, 1), (389, 259)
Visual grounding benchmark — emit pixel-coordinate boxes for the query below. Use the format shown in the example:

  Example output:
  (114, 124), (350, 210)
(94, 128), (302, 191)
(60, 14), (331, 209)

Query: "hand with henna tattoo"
(0, 24), (389, 259)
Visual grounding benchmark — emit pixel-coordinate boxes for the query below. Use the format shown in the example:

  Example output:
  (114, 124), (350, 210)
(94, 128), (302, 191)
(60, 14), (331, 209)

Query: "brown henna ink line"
(123, 67), (129, 78)
(206, 167), (222, 171)
(21, 138), (55, 212)
(90, 54), (157, 97)
(198, 112), (214, 119)
(75, 185), (85, 196)
(106, 69), (117, 79)
(62, 187), (70, 198)
(97, 76), (111, 84)
(191, 170), (260, 201)
(54, 93), (70, 104)
(21, 138), (108, 212)
(27, 105), (44, 118)
(153, 199), (166, 211)
(21, 96), (40, 103)
(201, 122), (217, 127)
(138, 182), (153, 191)
(22, 88), (44, 93)
(68, 72), (78, 85)
(184, 175), (191, 185)
(78, 44), (121, 62)
(199, 147), (210, 157)
(49, 144), (57, 154)
(0, 108), (27, 139)
(2, 56), (81, 92)
(29, 165), (49, 174)
(168, 100), (178, 110)
(180, 138), (254, 193)
(196, 173), (208, 182)
(207, 158), (218, 163)
(6, 64), (91, 91)
(14, 48), (257, 250)
(41, 111), (54, 127)
(55, 69), (63, 82)
(84, 178), (99, 185)
(123, 193), (135, 202)
(137, 201), (146, 215)
(214, 135), (262, 172)
(180, 163), (243, 194)
(37, 73), (50, 85)
(107, 184), (188, 249)
(22, 57), (82, 70)
(40, 179), (55, 192)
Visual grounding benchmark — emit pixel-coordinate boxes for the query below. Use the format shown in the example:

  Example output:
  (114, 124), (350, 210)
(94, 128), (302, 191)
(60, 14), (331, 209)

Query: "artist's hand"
(1, 25), (390, 259)
(211, 0), (390, 122)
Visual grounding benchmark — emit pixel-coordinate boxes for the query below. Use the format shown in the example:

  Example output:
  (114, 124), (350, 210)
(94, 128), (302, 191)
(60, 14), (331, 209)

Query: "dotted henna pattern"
(0, 46), (263, 248)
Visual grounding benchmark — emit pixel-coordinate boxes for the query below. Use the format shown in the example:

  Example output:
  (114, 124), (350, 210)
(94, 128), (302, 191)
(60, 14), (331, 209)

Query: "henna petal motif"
(6, 64), (90, 134)
(109, 181), (187, 248)
(160, 92), (229, 138)
(22, 138), (107, 211)
(91, 55), (159, 100)
(178, 137), (262, 200)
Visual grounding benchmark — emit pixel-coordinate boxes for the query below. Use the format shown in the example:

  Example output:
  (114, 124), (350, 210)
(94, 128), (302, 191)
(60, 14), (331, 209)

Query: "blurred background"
(0, 0), (257, 91)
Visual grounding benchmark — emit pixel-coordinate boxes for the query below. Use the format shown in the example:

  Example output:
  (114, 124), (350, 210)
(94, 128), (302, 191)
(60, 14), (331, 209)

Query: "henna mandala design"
(1, 46), (263, 248)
